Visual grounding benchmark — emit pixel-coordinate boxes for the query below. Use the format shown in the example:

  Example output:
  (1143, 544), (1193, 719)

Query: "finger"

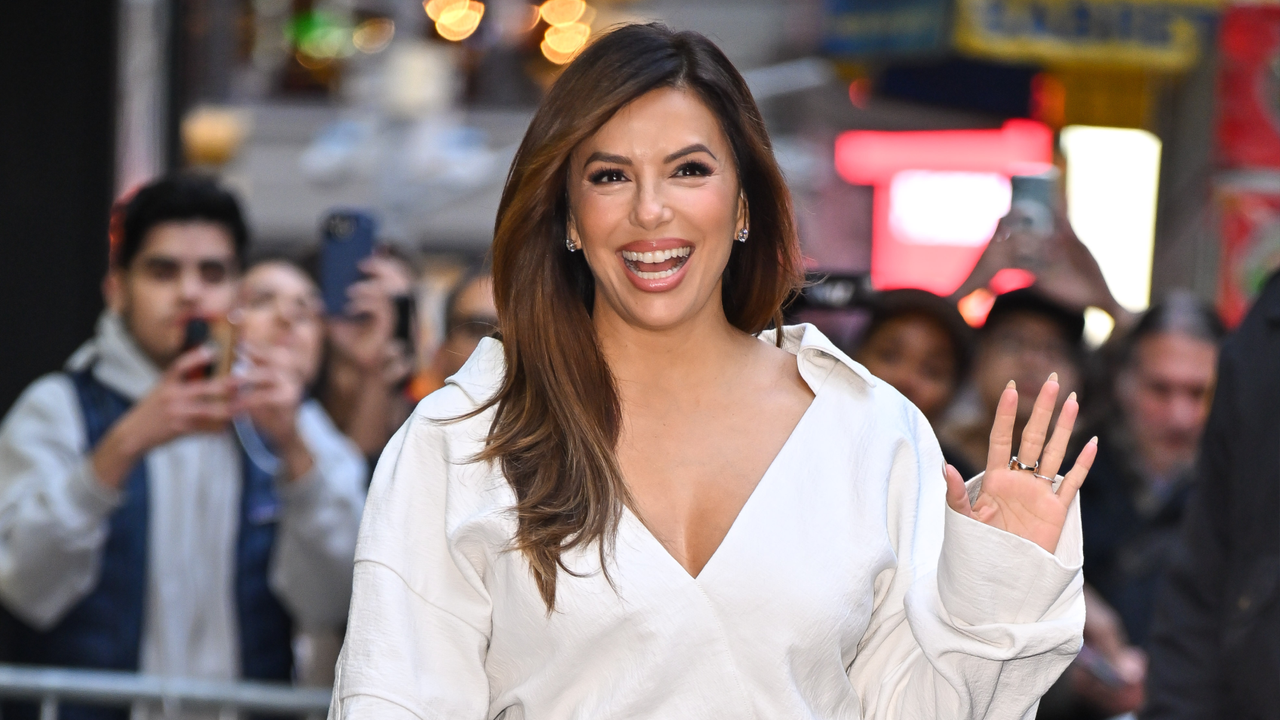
(986, 381), (1018, 472)
(1016, 373), (1060, 466)
(1039, 391), (1079, 478)
(184, 376), (235, 402)
(346, 280), (383, 302)
(1057, 436), (1097, 506)
(943, 463), (973, 518)
(166, 345), (215, 380)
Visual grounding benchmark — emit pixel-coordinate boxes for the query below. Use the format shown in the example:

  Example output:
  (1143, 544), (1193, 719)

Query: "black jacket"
(1142, 272), (1280, 720)
(1080, 431), (1195, 648)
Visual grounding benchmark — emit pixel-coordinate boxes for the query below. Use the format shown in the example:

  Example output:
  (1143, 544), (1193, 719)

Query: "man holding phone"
(0, 175), (364, 716)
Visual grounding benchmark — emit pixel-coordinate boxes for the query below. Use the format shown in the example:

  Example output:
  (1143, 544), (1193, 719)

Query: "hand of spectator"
(949, 219), (1017, 302)
(1069, 586), (1147, 714)
(235, 343), (313, 480)
(943, 373), (1096, 554)
(327, 276), (396, 373)
(359, 254), (414, 297)
(1034, 209), (1131, 322)
(93, 346), (234, 490)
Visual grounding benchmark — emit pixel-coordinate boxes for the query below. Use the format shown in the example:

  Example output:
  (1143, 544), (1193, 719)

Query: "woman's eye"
(588, 168), (627, 184)
(673, 161), (712, 177)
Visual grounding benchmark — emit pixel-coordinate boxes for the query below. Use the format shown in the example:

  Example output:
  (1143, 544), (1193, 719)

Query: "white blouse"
(331, 324), (1084, 720)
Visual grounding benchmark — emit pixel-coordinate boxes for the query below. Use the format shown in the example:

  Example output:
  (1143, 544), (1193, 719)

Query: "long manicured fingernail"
(1006, 380), (1015, 389)
(1089, 436), (1098, 445)
(1048, 372), (1058, 382)
(1067, 391), (1077, 403)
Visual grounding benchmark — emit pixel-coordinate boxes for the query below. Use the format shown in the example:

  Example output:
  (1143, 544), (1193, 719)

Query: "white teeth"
(635, 267), (680, 279)
(621, 247), (691, 262)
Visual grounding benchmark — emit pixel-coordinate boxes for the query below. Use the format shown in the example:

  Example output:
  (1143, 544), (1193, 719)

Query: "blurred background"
(7, 0), (1280, 415)
(3, 3), (1280, 718)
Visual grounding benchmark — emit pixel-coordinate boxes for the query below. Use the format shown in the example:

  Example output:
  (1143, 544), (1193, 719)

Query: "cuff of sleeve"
(70, 458), (125, 517)
(938, 474), (1083, 626)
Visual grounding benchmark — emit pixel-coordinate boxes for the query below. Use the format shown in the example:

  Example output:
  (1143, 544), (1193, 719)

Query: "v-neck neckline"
(624, 361), (829, 582)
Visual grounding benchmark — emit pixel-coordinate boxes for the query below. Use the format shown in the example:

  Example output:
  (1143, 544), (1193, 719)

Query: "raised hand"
(234, 344), (314, 481)
(92, 346), (234, 490)
(943, 373), (1097, 553)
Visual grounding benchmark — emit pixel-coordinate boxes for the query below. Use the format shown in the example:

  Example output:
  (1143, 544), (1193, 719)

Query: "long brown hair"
(477, 23), (804, 610)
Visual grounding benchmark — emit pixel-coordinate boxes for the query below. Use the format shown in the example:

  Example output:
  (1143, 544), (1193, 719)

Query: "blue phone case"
(320, 210), (377, 317)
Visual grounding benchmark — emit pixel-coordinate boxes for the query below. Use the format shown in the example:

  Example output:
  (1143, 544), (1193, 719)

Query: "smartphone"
(1005, 170), (1060, 272)
(181, 317), (236, 380)
(320, 210), (378, 317)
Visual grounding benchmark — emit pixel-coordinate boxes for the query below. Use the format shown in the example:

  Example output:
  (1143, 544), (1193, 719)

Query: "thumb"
(944, 463), (973, 517)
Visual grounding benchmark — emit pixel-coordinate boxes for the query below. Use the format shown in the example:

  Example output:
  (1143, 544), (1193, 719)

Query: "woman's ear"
(566, 210), (582, 252)
(735, 191), (750, 235)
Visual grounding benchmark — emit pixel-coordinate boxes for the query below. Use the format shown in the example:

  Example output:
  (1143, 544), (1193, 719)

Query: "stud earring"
(566, 235), (578, 252)
(735, 227), (749, 243)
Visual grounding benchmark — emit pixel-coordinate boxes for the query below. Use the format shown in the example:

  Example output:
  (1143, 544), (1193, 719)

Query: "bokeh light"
(539, 0), (585, 27)
(352, 18), (395, 54)
(424, 0), (467, 22)
(544, 21), (590, 54)
(434, 0), (485, 42)
(540, 38), (576, 65)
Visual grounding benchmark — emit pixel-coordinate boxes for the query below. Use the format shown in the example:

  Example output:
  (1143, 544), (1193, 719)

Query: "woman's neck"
(592, 298), (758, 400)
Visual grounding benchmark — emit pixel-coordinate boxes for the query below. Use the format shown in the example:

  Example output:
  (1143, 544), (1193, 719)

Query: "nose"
(631, 176), (672, 231)
(178, 266), (202, 303)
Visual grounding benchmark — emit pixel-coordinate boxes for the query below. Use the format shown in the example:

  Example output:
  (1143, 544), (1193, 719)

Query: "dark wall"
(0, 2), (118, 414)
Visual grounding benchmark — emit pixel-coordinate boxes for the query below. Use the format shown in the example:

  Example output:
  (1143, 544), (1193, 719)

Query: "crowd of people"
(0, 164), (1273, 719)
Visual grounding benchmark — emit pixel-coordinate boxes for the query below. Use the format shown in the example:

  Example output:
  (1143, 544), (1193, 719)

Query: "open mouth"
(621, 246), (692, 280)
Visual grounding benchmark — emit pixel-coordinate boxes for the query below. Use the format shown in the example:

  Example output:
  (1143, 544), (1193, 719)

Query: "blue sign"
(823, 0), (953, 57)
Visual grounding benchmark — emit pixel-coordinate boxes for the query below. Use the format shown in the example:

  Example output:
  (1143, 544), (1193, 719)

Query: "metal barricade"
(0, 664), (331, 720)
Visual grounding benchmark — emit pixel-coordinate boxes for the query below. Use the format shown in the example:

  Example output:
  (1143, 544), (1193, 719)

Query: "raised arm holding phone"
(0, 176), (364, 718)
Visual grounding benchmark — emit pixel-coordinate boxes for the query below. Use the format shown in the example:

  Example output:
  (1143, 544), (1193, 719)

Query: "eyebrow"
(582, 143), (718, 169)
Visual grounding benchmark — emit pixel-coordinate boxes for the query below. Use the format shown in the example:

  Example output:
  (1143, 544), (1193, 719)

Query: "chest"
(481, 408), (901, 692)
(615, 384), (815, 577)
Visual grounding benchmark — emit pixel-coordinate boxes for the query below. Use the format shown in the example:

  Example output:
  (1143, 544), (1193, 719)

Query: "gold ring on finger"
(1008, 456), (1039, 472)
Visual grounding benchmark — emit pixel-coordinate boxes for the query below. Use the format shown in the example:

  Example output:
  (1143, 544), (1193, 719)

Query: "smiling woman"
(330, 23), (1097, 720)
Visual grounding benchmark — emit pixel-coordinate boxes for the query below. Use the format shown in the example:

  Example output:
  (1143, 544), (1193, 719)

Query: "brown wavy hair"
(476, 23), (804, 610)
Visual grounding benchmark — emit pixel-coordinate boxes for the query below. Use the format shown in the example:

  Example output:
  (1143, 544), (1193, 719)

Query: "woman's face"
(856, 314), (957, 421)
(567, 86), (746, 333)
(237, 262), (325, 385)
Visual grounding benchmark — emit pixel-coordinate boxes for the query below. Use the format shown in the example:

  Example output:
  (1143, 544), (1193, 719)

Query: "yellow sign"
(955, 0), (1222, 71)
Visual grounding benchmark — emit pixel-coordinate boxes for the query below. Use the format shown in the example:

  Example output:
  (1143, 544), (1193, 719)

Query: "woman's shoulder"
(411, 336), (506, 429)
(766, 324), (923, 425)
(369, 338), (510, 505)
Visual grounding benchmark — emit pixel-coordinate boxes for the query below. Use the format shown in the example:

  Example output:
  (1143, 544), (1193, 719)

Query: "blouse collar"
(446, 324), (875, 406)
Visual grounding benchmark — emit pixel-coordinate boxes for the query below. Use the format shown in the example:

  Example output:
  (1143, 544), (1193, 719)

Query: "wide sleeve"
(329, 403), (493, 720)
(269, 401), (368, 631)
(847, 407), (1085, 720)
(0, 374), (123, 628)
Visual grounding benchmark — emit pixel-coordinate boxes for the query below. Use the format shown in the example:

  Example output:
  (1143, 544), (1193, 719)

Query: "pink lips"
(617, 238), (694, 293)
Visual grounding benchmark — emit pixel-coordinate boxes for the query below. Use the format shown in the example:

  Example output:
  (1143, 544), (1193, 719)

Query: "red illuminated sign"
(835, 119), (1054, 295)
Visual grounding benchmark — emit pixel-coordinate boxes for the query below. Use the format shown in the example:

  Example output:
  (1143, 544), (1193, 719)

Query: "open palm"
(944, 375), (1097, 554)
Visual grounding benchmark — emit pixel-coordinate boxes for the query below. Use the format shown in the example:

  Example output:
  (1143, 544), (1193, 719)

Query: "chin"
(614, 295), (703, 332)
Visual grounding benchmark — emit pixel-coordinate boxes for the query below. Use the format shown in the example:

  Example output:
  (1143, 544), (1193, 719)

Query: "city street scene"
(1, 0), (1276, 718)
